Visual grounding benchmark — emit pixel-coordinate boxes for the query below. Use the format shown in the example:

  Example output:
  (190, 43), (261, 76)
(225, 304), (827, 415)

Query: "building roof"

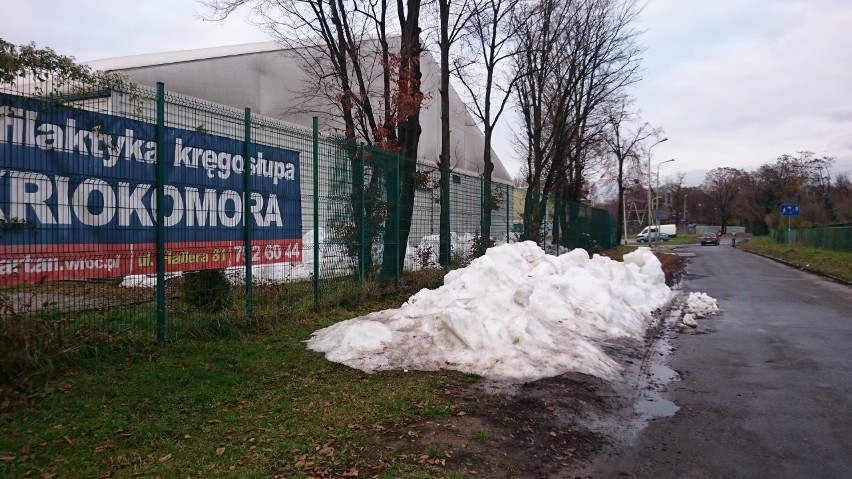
(88, 41), (290, 71)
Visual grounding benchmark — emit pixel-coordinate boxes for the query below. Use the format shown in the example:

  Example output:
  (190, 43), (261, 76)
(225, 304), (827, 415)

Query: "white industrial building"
(88, 40), (514, 184)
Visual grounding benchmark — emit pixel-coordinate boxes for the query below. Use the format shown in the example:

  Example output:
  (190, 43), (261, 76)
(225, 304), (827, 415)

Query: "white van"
(637, 224), (677, 239)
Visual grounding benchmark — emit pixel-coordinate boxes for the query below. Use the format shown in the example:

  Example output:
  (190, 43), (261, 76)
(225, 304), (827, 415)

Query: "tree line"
(598, 151), (851, 236)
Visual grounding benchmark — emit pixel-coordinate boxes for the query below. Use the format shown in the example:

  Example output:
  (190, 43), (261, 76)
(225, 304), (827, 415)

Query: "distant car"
(700, 233), (720, 246)
(636, 232), (670, 243)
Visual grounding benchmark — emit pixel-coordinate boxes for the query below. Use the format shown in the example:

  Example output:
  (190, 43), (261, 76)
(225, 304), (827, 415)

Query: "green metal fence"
(1, 81), (618, 345)
(769, 226), (852, 252)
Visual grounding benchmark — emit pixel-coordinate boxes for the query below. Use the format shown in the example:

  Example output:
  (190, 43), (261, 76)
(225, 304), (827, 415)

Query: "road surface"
(595, 243), (852, 478)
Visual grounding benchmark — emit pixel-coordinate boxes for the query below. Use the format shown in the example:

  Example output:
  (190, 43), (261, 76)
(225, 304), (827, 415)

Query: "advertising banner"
(0, 93), (302, 284)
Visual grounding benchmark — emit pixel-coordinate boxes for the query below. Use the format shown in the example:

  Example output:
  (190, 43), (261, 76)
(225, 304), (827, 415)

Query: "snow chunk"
(684, 292), (720, 318)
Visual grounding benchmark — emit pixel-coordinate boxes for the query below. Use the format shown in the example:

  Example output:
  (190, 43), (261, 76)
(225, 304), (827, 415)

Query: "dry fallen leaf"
(62, 436), (75, 446)
(21, 444), (31, 454)
(0, 455), (15, 462)
(94, 443), (114, 453)
(216, 447), (226, 456)
(159, 454), (172, 462)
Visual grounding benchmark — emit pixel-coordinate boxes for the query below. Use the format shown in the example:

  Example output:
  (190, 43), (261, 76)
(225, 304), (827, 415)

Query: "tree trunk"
(438, 0), (451, 268)
(380, 0), (422, 282)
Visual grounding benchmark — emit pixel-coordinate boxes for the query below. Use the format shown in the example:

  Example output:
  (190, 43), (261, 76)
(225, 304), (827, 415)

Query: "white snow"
(306, 242), (675, 383)
(677, 292), (721, 330)
(683, 292), (720, 318)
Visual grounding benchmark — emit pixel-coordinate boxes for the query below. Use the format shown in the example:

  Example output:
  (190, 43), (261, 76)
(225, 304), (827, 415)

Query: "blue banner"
(0, 92), (302, 246)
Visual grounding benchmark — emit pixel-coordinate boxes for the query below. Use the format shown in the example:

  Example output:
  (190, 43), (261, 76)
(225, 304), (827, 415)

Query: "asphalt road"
(598, 243), (852, 478)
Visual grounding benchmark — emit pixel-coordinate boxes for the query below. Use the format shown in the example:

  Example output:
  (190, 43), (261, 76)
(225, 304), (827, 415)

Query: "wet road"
(598, 244), (852, 478)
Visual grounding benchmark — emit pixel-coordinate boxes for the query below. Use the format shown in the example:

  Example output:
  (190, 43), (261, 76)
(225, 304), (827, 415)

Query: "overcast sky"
(2, 0), (850, 186)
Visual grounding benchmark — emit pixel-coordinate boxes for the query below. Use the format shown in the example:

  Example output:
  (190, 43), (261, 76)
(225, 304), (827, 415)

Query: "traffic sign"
(780, 204), (800, 216)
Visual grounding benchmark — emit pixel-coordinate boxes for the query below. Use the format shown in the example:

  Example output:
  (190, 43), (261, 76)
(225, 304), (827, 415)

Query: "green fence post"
(358, 143), (366, 283)
(313, 117), (320, 310)
(243, 107), (253, 319)
(479, 175), (484, 253)
(155, 82), (166, 344)
(506, 184), (510, 243)
(395, 152), (401, 291)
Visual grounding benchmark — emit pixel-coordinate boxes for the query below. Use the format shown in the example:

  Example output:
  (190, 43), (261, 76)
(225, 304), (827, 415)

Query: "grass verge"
(0, 286), (475, 478)
(740, 236), (852, 283)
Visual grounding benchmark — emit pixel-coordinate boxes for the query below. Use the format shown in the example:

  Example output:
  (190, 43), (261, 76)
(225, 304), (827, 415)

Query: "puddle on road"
(580, 307), (683, 447)
(634, 362), (680, 418)
(632, 310), (683, 418)
(634, 397), (679, 417)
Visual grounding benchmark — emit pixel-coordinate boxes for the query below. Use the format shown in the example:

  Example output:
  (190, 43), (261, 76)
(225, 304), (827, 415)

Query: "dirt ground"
(378, 251), (687, 478)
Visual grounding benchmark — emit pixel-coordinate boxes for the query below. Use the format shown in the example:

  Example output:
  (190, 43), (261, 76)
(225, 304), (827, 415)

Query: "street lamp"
(654, 159), (675, 246)
(647, 137), (668, 246)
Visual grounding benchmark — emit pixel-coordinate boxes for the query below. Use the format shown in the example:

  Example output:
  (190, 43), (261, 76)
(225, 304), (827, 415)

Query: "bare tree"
(430, 0), (478, 267)
(514, 0), (643, 246)
(204, 0), (424, 281)
(702, 167), (746, 233)
(602, 98), (656, 242)
(662, 171), (687, 230)
(453, 0), (524, 255)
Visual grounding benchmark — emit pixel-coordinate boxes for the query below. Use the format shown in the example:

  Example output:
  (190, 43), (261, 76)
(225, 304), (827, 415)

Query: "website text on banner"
(0, 93), (302, 284)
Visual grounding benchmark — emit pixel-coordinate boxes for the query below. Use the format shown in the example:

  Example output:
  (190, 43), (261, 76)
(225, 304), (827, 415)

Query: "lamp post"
(646, 136), (668, 246)
(654, 158), (675, 246)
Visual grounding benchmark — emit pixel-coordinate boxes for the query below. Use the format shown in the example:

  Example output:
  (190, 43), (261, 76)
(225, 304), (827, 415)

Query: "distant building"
(88, 40), (514, 184)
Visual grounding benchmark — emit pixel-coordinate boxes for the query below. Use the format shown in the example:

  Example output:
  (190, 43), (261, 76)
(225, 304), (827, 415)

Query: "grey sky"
(2, 0), (850, 185)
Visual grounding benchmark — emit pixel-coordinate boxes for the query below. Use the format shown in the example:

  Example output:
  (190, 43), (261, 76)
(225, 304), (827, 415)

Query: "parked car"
(636, 232), (670, 243)
(700, 233), (720, 246)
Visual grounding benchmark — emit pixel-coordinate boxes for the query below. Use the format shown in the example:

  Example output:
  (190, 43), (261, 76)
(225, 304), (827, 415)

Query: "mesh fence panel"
(1, 81), (619, 345)
(770, 226), (852, 252)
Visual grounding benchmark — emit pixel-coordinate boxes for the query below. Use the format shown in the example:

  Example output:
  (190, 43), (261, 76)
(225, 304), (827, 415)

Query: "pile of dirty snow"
(306, 242), (673, 383)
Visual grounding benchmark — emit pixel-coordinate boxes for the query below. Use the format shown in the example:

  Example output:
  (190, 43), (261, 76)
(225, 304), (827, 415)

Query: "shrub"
(181, 269), (231, 312)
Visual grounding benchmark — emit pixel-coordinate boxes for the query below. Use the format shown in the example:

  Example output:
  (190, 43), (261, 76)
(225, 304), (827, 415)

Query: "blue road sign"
(780, 203), (800, 216)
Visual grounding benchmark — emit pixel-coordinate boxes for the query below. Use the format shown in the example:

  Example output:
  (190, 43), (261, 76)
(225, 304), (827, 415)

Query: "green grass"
(0, 303), (474, 478)
(740, 236), (852, 283)
(0, 270), (473, 478)
(665, 234), (699, 245)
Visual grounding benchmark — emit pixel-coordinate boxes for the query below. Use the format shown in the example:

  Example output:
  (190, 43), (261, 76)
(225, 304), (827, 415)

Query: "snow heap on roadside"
(680, 292), (721, 329)
(306, 242), (673, 383)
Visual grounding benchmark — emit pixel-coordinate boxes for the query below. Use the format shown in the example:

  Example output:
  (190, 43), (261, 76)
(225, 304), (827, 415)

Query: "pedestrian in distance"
(732, 232), (737, 247)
